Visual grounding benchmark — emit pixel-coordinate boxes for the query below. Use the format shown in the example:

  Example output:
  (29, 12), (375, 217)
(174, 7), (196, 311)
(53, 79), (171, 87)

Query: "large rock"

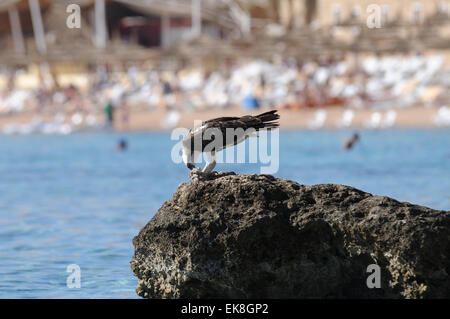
(130, 172), (450, 299)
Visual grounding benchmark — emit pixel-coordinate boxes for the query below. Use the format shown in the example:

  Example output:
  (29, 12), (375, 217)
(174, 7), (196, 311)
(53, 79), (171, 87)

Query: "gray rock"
(130, 172), (450, 298)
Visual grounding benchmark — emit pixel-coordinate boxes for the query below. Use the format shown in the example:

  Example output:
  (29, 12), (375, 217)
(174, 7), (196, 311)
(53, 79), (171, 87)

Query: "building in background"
(0, 0), (449, 132)
(0, 0), (449, 92)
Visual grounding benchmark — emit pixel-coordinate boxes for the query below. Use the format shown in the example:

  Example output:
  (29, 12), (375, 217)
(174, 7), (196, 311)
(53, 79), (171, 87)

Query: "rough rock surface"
(130, 172), (450, 299)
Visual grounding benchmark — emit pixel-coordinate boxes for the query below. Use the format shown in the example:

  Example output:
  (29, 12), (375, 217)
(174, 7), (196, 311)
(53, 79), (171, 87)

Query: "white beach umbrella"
(381, 110), (397, 128)
(434, 106), (450, 126)
(335, 109), (355, 128)
(71, 113), (84, 125)
(365, 112), (382, 128)
(161, 110), (181, 129)
(308, 109), (327, 129)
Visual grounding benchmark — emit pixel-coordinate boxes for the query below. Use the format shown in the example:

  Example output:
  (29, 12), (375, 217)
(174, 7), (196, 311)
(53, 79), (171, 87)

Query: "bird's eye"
(187, 163), (195, 170)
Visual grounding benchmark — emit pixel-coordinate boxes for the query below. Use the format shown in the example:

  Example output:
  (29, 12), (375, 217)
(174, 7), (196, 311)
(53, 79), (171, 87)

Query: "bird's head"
(182, 130), (195, 170)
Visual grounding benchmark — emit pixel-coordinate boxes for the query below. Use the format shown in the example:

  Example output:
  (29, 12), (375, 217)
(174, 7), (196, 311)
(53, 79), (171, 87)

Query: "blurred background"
(1, 0), (450, 131)
(0, 0), (449, 298)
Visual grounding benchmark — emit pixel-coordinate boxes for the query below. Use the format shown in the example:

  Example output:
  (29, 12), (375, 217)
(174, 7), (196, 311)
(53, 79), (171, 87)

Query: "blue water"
(0, 129), (448, 298)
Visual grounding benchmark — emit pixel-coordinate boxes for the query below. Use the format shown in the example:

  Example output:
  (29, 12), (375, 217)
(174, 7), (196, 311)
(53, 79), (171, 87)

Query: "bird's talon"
(189, 168), (201, 177)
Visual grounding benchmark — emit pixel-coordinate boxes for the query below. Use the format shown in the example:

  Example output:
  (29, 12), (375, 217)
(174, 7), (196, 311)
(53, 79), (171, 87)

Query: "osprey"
(182, 110), (279, 178)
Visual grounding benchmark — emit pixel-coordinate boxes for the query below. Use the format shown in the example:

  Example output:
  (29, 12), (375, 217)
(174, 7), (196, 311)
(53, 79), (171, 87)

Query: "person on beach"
(104, 101), (114, 128)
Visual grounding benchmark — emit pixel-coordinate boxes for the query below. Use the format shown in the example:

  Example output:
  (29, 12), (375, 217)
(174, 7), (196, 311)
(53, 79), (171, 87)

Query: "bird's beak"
(187, 163), (195, 170)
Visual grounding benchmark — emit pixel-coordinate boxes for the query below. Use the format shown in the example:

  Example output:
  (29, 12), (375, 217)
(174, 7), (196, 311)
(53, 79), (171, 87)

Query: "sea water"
(0, 129), (448, 298)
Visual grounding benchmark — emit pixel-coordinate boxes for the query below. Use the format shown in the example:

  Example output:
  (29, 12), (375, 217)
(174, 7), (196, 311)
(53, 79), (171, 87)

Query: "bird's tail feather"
(256, 110), (279, 129)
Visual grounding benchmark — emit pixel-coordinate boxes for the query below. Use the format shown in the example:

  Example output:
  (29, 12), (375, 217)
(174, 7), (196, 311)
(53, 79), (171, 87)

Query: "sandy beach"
(0, 105), (444, 132)
(121, 105), (443, 131)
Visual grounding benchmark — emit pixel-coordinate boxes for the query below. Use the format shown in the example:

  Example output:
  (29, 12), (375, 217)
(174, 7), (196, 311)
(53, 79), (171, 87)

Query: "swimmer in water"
(343, 132), (359, 151)
(117, 138), (127, 151)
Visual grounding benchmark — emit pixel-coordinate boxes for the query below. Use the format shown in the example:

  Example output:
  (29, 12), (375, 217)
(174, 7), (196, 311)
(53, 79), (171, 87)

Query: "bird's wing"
(183, 110), (280, 153)
(203, 116), (240, 125)
(204, 110), (279, 131)
(201, 111), (279, 151)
